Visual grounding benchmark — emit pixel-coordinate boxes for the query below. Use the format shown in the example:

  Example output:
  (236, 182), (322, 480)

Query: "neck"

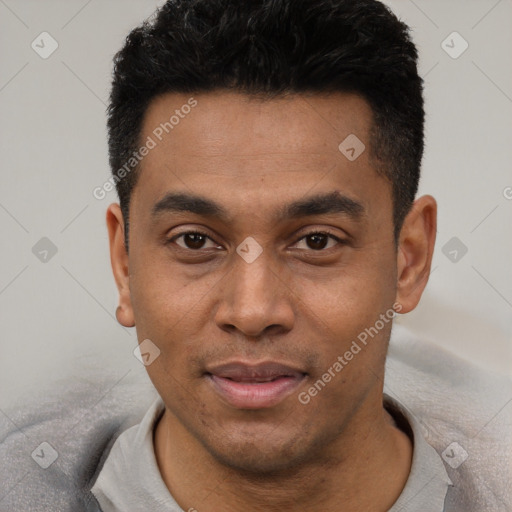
(154, 392), (412, 512)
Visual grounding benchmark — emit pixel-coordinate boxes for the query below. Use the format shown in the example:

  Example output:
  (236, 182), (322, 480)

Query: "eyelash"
(167, 229), (345, 252)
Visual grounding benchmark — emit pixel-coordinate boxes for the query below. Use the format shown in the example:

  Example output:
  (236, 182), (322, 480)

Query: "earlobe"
(395, 195), (437, 314)
(116, 305), (134, 328)
(106, 203), (135, 328)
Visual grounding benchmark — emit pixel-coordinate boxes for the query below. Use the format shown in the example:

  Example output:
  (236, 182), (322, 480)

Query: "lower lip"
(208, 374), (305, 409)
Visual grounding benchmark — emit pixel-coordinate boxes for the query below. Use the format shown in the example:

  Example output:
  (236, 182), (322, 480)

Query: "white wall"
(1, 0), (510, 410)
(386, 0), (512, 375)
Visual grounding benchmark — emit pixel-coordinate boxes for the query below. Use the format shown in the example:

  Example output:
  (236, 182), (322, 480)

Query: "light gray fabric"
(0, 365), (158, 512)
(384, 395), (453, 512)
(90, 392), (453, 512)
(91, 397), (177, 512)
(385, 326), (512, 511)
(1, 325), (511, 511)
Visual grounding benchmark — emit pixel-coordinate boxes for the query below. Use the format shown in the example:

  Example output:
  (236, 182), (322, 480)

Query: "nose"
(213, 247), (295, 339)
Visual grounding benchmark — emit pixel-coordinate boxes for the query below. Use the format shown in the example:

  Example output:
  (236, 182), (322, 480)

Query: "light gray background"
(1, 0), (511, 410)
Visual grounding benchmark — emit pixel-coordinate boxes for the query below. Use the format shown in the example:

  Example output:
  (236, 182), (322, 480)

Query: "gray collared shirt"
(90, 392), (453, 511)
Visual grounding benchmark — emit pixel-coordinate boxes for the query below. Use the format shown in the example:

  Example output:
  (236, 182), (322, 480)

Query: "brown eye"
(182, 233), (207, 249)
(294, 231), (343, 251)
(169, 231), (220, 251)
(306, 233), (329, 250)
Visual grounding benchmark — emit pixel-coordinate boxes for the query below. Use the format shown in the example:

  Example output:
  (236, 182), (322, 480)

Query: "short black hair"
(108, 0), (424, 249)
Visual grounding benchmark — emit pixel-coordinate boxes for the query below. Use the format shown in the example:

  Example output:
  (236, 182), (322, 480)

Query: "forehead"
(141, 90), (373, 160)
(131, 90), (389, 223)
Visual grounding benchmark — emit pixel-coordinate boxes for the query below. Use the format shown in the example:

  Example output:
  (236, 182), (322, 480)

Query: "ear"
(395, 195), (437, 313)
(106, 203), (135, 327)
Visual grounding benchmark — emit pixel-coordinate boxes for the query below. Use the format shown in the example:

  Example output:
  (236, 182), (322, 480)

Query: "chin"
(199, 429), (313, 476)
(211, 447), (303, 476)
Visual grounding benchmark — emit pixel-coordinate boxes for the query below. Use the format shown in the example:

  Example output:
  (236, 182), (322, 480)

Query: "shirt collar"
(384, 392), (453, 511)
(91, 396), (179, 512)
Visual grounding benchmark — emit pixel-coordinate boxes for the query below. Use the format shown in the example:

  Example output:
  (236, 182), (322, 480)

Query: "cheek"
(129, 254), (206, 334)
(145, 360), (203, 428)
(299, 263), (394, 330)
(292, 254), (396, 376)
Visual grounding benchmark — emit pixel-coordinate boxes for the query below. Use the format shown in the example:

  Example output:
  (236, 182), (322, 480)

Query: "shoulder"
(385, 324), (512, 511)
(0, 368), (157, 511)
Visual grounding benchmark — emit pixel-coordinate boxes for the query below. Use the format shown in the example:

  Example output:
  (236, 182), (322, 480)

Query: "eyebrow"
(151, 191), (365, 223)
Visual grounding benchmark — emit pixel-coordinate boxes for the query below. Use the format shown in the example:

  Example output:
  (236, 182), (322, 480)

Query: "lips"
(206, 362), (307, 409)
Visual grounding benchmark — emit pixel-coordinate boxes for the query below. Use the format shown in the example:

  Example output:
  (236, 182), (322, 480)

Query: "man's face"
(121, 91), (401, 472)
